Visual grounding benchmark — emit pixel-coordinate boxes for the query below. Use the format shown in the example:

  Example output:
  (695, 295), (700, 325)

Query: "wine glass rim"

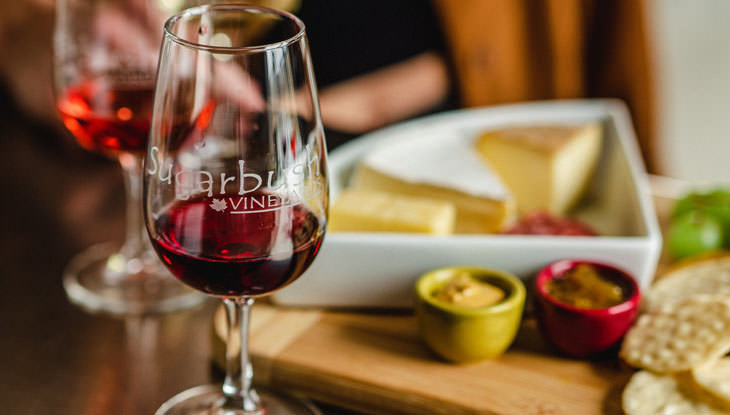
(163, 4), (306, 54)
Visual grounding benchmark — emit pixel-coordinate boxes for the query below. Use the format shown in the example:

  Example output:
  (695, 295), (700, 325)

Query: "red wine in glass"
(151, 192), (323, 297)
(53, 0), (213, 316)
(145, 5), (328, 413)
(56, 80), (155, 155)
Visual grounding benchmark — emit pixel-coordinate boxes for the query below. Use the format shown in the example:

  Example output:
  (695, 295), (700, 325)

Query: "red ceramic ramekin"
(534, 259), (641, 357)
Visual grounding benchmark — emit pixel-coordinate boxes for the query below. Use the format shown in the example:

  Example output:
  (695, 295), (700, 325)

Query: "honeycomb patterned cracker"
(620, 296), (730, 373)
(692, 357), (730, 409)
(622, 371), (722, 415)
(646, 255), (730, 312)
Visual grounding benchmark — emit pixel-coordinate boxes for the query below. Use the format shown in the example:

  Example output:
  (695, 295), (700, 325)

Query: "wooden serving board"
(242, 188), (676, 414)
(246, 306), (630, 415)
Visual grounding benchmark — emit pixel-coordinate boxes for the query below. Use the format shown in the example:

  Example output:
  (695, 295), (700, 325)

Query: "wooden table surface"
(0, 82), (676, 414)
(242, 192), (674, 415)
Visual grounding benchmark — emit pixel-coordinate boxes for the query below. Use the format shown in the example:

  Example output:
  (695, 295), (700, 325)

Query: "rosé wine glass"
(54, 0), (204, 314)
(143, 5), (328, 414)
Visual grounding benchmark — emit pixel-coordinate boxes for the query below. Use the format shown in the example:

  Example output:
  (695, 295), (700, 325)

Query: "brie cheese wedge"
(352, 132), (515, 234)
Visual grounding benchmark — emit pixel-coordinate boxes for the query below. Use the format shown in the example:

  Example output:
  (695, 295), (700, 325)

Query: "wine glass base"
(155, 384), (322, 415)
(63, 242), (205, 315)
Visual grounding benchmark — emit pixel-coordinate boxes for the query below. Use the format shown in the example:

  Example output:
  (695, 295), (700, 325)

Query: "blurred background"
(2, 0), (729, 183)
(0, 1), (727, 412)
(2, 0), (729, 275)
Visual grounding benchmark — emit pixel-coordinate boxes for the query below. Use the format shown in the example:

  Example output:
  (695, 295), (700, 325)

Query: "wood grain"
(240, 304), (633, 415)
(234, 191), (676, 414)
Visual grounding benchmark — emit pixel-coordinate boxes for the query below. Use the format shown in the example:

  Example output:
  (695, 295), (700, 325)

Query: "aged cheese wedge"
(329, 189), (456, 235)
(476, 124), (602, 214)
(352, 134), (515, 234)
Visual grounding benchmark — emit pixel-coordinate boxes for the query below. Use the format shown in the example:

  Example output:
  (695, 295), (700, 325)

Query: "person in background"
(297, 0), (655, 171)
(0, 0), (655, 171)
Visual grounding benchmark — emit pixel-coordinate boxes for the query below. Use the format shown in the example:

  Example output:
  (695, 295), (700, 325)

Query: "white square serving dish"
(272, 100), (662, 308)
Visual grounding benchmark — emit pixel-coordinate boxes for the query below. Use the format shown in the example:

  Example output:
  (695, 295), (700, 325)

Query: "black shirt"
(296, 0), (445, 88)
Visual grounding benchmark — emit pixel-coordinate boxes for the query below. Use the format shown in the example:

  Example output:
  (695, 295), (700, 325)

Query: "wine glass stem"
(119, 152), (148, 260)
(222, 297), (261, 413)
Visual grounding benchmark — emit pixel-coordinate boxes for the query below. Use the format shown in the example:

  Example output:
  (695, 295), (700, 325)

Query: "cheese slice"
(352, 133), (515, 234)
(476, 124), (602, 214)
(330, 189), (456, 235)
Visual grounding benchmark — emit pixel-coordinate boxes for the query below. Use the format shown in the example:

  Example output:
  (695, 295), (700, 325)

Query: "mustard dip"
(433, 272), (505, 307)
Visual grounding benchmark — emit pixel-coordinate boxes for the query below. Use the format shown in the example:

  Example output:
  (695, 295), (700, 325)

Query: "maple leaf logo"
(210, 198), (227, 212)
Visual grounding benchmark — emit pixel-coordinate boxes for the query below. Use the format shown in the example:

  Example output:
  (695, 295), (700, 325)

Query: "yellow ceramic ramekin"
(415, 266), (526, 363)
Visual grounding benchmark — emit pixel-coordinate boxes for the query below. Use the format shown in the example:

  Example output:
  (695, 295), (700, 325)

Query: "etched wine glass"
(54, 0), (204, 314)
(143, 5), (328, 414)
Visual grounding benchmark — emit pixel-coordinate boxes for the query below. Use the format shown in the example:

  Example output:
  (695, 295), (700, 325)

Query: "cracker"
(692, 357), (730, 410)
(646, 254), (730, 312)
(623, 370), (720, 415)
(620, 296), (730, 373)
